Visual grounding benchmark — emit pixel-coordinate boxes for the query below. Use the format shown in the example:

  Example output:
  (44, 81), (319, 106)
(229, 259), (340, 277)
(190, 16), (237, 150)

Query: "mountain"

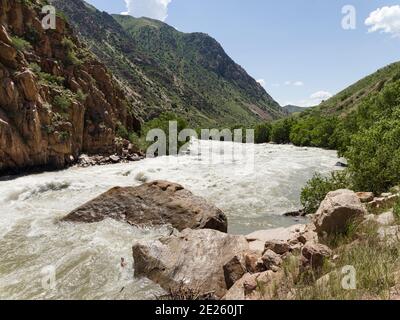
(283, 105), (306, 114)
(315, 61), (400, 116)
(50, 0), (284, 127)
(0, 0), (140, 174)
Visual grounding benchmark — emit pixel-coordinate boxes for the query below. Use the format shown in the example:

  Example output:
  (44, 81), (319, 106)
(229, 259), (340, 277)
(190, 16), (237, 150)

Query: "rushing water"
(0, 140), (341, 299)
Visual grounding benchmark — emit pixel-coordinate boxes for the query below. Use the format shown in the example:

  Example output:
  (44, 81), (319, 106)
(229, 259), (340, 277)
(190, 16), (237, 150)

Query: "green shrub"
(116, 122), (129, 139)
(62, 37), (82, 66)
(76, 89), (88, 102)
(271, 118), (294, 144)
(301, 171), (351, 214)
(53, 94), (72, 112)
(254, 122), (272, 144)
(11, 36), (32, 51)
(345, 117), (400, 194)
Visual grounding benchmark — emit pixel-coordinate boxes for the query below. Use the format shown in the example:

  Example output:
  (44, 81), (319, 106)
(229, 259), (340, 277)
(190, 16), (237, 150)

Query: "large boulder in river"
(132, 228), (249, 299)
(62, 181), (228, 232)
(313, 189), (366, 236)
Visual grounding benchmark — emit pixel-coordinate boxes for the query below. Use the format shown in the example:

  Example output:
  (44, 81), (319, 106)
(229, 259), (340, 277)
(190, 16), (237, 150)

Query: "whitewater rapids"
(0, 139), (341, 299)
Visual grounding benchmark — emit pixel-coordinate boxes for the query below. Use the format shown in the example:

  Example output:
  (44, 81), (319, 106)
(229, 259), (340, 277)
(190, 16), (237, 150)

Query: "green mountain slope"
(50, 0), (284, 127)
(283, 105), (307, 114)
(315, 61), (400, 116)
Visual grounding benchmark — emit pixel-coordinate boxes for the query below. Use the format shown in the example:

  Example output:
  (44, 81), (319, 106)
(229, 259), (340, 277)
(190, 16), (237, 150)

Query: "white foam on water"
(0, 139), (341, 299)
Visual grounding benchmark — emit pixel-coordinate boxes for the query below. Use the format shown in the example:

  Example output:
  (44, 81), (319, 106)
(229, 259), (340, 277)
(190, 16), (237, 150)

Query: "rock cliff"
(0, 0), (140, 174)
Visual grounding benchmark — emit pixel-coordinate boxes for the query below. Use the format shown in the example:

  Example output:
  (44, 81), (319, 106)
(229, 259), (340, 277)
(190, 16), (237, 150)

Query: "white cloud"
(257, 79), (266, 87)
(365, 5), (400, 37)
(284, 80), (304, 86)
(291, 91), (332, 107)
(310, 91), (332, 101)
(122, 0), (173, 21)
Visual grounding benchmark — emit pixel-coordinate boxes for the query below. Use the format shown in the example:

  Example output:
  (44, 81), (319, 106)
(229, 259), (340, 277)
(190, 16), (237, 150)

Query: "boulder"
(301, 243), (332, 271)
(245, 252), (265, 273)
(262, 250), (283, 272)
(313, 189), (366, 236)
(223, 255), (247, 289)
(376, 211), (395, 226)
(132, 229), (249, 299)
(63, 181), (228, 232)
(246, 224), (318, 255)
(222, 270), (287, 300)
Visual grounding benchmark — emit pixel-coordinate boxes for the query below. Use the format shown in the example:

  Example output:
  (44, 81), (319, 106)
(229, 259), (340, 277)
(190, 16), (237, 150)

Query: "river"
(0, 139), (341, 299)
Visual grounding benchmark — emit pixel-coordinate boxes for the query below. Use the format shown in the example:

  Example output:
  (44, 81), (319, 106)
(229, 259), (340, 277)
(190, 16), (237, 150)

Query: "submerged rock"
(132, 228), (249, 299)
(62, 180), (228, 232)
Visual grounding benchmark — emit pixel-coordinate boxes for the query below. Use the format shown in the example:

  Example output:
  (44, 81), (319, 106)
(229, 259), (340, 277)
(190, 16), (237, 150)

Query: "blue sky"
(86, 0), (400, 107)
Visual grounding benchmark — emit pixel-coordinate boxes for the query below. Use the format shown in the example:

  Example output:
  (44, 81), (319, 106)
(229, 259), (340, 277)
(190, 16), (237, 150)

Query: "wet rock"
(132, 229), (249, 299)
(62, 180), (228, 232)
(109, 155), (120, 163)
(314, 189), (366, 236)
(335, 162), (348, 168)
(283, 209), (305, 217)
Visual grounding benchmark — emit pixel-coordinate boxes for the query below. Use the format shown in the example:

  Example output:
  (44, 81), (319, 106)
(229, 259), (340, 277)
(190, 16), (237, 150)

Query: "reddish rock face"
(0, 0), (141, 174)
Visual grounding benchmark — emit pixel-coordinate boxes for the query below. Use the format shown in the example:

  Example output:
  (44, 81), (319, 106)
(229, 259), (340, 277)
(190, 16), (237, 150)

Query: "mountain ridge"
(50, 0), (285, 127)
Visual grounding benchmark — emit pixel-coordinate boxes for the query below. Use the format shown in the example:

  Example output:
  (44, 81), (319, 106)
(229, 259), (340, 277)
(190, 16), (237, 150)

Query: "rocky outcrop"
(132, 228), (249, 299)
(0, 0), (141, 175)
(313, 189), (366, 236)
(62, 181), (228, 232)
(246, 223), (318, 255)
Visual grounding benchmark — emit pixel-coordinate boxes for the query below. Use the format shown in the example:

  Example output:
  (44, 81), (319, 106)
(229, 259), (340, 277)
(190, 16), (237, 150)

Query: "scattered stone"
(265, 240), (290, 255)
(377, 226), (400, 245)
(314, 189), (366, 236)
(62, 180), (228, 232)
(223, 255), (247, 289)
(301, 243), (332, 271)
(376, 211), (395, 226)
(356, 192), (375, 203)
(132, 228), (249, 299)
(283, 209), (305, 217)
(245, 252), (265, 273)
(109, 155), (120, 163)
(262, 250), (283, 272)
(335, 162), (348, 168)
(222, 270), (287, 300)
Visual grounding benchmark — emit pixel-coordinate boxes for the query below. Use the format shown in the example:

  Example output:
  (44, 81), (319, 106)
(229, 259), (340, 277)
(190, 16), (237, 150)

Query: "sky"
(86, 0), (400, 107)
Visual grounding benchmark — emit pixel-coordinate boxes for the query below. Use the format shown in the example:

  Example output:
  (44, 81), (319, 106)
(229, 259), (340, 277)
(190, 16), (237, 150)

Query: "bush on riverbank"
(300, 171), (351, 214)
